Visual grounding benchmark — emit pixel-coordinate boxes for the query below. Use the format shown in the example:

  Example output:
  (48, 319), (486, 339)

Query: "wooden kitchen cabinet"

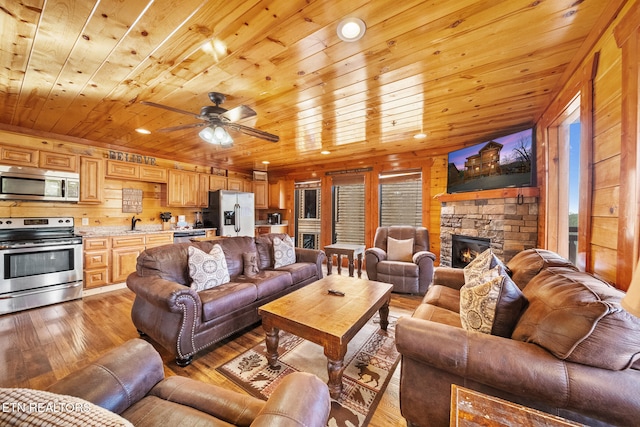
(198, 173), (210, 207)
(145, 232), (173, 248)
(110, 235), (145, 283)
(39, 151), (78, 172)
(83, 232), (174, 288)
(79, 156), (104, 204)
(106, 160), (139, 179)
(209, 175), (227, 191)
(167, 170), (199, 207)
(227, 177), (243, 191)
(139, 165), (167, 182)
(106, 160), (167, 183)
(83, 237), (110, 289)
(269, 181), (286, 209)
(253, 181), (269, 209)
(0, 144), (38, 167)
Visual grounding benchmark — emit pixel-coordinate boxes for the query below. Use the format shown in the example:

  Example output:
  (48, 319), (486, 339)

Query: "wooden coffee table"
(258, 275), (393, 399)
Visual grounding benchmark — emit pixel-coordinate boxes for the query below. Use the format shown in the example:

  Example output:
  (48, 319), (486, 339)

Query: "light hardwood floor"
(0, 275), (422, 426)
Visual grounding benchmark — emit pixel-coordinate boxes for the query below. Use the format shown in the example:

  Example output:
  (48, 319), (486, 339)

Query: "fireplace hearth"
(452, 235), (491, 268)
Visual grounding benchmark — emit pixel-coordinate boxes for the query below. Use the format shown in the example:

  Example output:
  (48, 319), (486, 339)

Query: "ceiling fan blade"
(226, 123), (279, 143)
(141, 101), (201, 120)
(157, 122), (207, 132)
(221, 105), (257, 123)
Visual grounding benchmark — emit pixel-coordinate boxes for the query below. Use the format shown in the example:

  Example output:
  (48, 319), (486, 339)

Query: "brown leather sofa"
(43, 338), (331, 426)
(365, 226), (436, 294)
(395, 249), (640, 427)
(127, 234), (325, 366)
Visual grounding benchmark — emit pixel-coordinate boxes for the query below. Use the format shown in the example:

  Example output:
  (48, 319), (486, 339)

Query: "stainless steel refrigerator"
(203, 190), (255, 237)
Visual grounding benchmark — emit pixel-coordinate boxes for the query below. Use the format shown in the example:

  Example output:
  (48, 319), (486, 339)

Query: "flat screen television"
(447, 128), (535, 194)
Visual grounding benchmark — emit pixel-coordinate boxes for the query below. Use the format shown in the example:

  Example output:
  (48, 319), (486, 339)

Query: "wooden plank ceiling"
(0, 0), (615, 174)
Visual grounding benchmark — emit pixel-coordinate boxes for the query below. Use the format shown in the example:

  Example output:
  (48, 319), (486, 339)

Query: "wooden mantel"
(436, 187), (540, 202)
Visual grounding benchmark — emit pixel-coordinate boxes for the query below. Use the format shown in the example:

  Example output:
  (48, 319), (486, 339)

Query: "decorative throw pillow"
(0, 388), (133, 426)
(188, 244), (230, 291)
(387, 237), (414, 262)
(243, 251), (260, 277)
(463, 248), (507, 286)
(460, 266), (528, 337)
(273, 235), (296, 268)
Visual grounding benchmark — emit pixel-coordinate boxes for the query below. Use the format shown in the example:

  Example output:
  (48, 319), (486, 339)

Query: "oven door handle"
(0, 281), (82, 299)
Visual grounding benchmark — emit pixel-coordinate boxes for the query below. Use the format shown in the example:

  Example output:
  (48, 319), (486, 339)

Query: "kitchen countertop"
(76, 227), (215, 237)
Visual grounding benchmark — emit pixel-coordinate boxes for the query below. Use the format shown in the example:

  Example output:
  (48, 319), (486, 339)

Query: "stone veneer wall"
(440, 195), (538, 267)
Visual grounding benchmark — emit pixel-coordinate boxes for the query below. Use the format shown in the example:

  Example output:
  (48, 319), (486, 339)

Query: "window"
(547, 95), (583, 264)
(332, 175), (364, 244)
(295, 182), (321, 249)
(379, 170), (422, 227)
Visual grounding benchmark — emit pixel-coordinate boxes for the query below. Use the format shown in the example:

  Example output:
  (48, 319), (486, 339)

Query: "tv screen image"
(446, 128), (534, 194)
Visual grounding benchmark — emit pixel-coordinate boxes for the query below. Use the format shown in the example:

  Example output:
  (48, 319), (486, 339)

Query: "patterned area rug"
(217, 314), (400, 427)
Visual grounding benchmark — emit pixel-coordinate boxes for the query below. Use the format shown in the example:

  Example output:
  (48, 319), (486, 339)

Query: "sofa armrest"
(252, 372), (331, 427)
(365, 247), (386, 281)
(149, 376), (264, 426)
(47, 339), (164, 415)
(127, 272), (201, 314)
(295, 247), (326, 279)
(432, 266), (466, 290)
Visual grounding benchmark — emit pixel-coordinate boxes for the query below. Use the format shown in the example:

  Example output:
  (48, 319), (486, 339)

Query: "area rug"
(217, 313), (400, 427)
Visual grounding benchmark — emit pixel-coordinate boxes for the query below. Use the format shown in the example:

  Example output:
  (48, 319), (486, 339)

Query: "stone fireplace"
(439, 191), (538, 267)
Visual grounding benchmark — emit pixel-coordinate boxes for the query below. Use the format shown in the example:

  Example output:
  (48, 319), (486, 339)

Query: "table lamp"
(621, 259), (640, 317)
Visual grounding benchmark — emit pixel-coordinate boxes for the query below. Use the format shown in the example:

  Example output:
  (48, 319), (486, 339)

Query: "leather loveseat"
(127, 234), (325, 366)
(32, 338), (330, 426)
(395, 249), (640, 426)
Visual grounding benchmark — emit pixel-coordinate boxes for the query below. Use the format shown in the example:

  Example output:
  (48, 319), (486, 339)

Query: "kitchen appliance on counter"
(0, 166), (80, 202)
(194, 211), (203, 228)
(203, 190), (255, 237)
(267, 212), (281, 225)
(0, 217), (83, 315)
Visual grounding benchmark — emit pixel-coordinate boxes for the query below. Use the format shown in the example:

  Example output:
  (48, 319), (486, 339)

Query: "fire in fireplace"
(451, 235), (491, 268)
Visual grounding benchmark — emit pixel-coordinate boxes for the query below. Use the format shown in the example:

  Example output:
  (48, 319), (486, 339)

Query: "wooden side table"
(450, 385), (583, 426)
(324, 243), (366, 278)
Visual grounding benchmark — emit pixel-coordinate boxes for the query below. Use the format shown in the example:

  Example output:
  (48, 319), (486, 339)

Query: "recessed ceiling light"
(321, 150), (331, 155)
(337, 18), (366, 42)
(413, 132), (427, 139)
(135, 128), (151, 134)
(262, 160), (270, 165)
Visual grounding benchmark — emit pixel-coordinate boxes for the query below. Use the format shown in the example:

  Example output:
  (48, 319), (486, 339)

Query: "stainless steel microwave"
(0, 166), (80, 202)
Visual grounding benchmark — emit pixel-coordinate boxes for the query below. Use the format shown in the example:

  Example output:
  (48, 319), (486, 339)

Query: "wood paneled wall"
(537, 0), (639, 289)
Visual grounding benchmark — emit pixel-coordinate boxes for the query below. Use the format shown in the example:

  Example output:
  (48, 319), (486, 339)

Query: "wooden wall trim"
(615, 4), (640, 289)
(576, 54), (598, 272)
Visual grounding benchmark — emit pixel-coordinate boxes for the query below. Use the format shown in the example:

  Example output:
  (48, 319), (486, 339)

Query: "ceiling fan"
(141, 92), (279, 146)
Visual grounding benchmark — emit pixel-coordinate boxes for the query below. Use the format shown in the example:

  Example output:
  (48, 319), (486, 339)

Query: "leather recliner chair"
(365, 225), (436, 294)
(44, 338), (331, 426)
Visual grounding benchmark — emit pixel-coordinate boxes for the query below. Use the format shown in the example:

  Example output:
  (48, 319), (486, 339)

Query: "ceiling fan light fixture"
(199, 125), (233, 146)
(337, 17), (366, 42)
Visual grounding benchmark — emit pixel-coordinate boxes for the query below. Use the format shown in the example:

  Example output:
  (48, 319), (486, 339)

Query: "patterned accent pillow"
(188, 244), (230, 291)
(243, 251), (260, 277)
(463, 248), (507, 286)
(0, 388), (133, 426)
(387, 237), (414, 262)
(460, 266), (528, 337)
(273, 235), (296, 268)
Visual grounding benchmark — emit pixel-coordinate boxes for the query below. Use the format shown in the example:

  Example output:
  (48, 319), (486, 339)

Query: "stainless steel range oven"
(0, 217), (83, 315)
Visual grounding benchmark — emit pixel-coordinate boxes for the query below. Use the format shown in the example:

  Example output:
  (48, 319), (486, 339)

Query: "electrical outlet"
(81, 217), (89, 226)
